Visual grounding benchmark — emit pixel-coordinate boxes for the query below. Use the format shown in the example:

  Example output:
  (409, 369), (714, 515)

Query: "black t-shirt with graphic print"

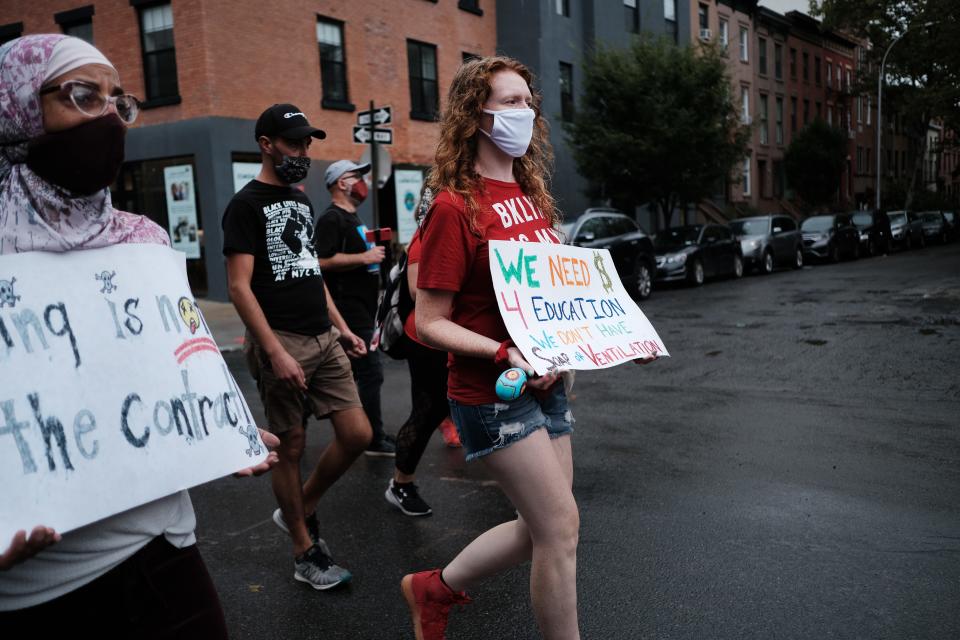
(314, 204), (380, 332)
(221, 180), (331, 336)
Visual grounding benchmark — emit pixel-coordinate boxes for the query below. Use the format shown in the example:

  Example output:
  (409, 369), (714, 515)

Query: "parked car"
(850, 209), (892, 256)
(801, 213), (860, 262)
(654, 224), (743, 286)
(886, 210), (925, 249)
(729, 215), (804, 274)
(943, 211), (958, 242)
(560, 208), (657, 300)
(919, 211), (950, 244)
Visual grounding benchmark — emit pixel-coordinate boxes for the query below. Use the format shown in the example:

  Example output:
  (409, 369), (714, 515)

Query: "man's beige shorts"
(244, 328), (362, 434)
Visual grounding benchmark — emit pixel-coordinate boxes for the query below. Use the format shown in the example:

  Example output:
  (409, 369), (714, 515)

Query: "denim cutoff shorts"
(449, 383), (574, 462)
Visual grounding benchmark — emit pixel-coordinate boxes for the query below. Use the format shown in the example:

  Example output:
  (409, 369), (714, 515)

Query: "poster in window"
(393, 168), (423, 244)
(163, 164), (200, 259)
(232, 162), (262, 194)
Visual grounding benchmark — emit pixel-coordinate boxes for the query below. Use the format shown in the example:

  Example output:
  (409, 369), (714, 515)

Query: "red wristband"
(494, 340), (514, 366)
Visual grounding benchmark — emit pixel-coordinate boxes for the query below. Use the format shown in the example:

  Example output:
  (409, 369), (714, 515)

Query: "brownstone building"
(0, 0), (496, 298)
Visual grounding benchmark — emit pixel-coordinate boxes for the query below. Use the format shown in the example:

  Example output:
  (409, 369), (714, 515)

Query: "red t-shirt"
(403, 230), (426, 346)
(418, 178), (561, 404)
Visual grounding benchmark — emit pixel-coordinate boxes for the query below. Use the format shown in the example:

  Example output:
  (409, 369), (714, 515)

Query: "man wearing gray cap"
(316, 160), (395, 457)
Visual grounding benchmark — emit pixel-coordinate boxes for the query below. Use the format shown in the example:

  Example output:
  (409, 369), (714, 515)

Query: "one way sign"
(357, 106), (392, 127)
(353, 126), (393, 145)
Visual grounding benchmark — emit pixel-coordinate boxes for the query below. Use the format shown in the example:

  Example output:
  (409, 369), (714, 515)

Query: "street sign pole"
(369, 100), (379, 229)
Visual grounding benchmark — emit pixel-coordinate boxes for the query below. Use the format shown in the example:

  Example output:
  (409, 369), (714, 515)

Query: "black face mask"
(274, 154), (311, 184)
(26, 114), (126, 196)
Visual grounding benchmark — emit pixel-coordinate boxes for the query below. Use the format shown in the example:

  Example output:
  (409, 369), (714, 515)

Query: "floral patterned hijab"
(0, 34), (166, 254)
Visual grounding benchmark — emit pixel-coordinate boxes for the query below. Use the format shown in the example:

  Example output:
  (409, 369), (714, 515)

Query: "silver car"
(729, 215), (804, 274)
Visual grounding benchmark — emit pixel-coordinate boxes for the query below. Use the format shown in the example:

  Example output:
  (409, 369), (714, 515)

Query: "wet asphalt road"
(193, 241), (960, 640)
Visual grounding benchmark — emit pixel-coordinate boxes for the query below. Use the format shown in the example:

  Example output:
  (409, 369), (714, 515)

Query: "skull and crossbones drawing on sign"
(0, 277), (20, 308)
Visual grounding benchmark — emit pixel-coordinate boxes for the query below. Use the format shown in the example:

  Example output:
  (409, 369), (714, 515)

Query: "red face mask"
(349, 178), (368, 203)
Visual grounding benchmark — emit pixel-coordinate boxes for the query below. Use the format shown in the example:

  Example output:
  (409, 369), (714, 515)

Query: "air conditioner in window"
(700, 28), (712, 41)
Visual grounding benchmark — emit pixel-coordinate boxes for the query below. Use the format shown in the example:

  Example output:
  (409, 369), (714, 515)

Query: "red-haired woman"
(401, 56), (602, 640)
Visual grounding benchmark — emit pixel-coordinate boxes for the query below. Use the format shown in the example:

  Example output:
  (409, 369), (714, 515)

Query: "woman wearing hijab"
(0, 35), (276, 636)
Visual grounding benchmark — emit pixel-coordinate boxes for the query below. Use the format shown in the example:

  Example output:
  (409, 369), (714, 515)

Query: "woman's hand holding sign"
(232, 429), (280, 477)
(0, 526), (61, 571)
(506, 346), (558, 391)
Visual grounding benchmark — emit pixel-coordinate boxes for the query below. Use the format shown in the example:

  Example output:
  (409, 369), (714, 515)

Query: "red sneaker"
(438, 417), (461, 448)
(401, 569), (471, 640)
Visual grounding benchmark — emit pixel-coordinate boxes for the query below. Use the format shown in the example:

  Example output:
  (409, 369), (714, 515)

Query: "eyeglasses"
(39, 80), (141, 125)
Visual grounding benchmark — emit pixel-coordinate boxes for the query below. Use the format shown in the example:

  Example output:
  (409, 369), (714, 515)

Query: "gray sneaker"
(272, 508), (331, 556)
(294, 544), (352, 590)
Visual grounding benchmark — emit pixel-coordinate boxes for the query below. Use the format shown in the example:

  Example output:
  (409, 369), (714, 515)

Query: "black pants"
(395, 340), (450, 475)
(2, 536), (228, 639)
(349, 326), (385, 440)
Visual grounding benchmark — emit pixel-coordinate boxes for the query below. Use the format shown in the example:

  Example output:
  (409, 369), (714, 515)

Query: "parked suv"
(801, 213), (860, 262)
(886, 210), (925, 249)
(560, 208), (657, 300)
(850, 209), (892, 256)
(729, 215), (803, 274)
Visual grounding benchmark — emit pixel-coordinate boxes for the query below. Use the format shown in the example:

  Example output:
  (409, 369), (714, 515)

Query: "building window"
(816, 101), (822, 119)
(857, 146), (864, 174)
(556, 0), (570, 17)
(802, 51), (809, 82)
(803, 99), (809, 125)
(866, 148), (871, 175)
(407, 39), (438, 121)
(774, 43), (782, 80)
(790, 97), (797, 135)
(739, 26), (749, 62)
(758, 37), (767, 75)
(56, 6), (95, 44)
(789, 48), (797, 78)
(775, 97), (784, 145)
(697, 3), (708, 32)
(626, 0), (640, 33)
(664, 0), (676, 21)
(458, 0), (483, 16)
(317, 17), (351, 109)
(857, 96), (862, 123)
(719, 19), (729, 50)
(741, 86), (750, 124)
(867, 96), (872, 125)
(815, 56), (821, 85)
(0, 22), (23, 46)
(137, 2), (179, 104)
(758, 159), (767, 198)
(743, 157), (751, 196)
(837, 66), (843, 89)
(559, 62), (574, 122)
(826, 61), (832, 87)
(759, 94), (769, 145)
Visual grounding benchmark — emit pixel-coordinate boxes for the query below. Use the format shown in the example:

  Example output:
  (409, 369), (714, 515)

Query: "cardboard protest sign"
(0, 244), (266, 543)
(490, 240), (669, 376)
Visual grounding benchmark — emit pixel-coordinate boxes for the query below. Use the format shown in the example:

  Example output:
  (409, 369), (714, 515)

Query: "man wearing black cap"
(315, 159), (395, 457)
(222, 104), (373, 591)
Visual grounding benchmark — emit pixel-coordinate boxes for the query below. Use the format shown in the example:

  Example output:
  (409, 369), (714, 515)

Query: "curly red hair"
(425, 56), (559, 233)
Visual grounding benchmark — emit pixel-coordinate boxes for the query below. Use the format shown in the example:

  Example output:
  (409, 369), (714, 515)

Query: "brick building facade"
(0, 0), (496, 299)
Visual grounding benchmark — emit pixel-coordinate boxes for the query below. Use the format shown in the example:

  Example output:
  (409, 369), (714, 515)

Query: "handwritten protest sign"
(490, 240), (669, 376)
(0, 244), (266, 543)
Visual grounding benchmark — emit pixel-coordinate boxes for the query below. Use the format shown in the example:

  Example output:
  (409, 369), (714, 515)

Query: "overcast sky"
(757, 0), (816, 16)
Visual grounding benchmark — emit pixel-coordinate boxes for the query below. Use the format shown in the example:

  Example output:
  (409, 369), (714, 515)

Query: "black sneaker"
(365, 434), (397, 458)
(272, 508), (330, 555)
(385, 479), (433, 517)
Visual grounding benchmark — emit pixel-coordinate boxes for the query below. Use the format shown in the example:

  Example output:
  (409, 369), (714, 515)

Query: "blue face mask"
(481, 108), (536, 158)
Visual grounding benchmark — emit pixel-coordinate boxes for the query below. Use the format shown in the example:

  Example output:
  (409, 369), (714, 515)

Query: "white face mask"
(481, 108), (536, 158)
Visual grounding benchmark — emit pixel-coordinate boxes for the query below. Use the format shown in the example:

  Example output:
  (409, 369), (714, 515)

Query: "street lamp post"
(875, 21), (935, 210)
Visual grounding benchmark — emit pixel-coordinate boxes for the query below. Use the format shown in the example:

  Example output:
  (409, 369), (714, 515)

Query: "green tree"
(784, 119), (848, 211)
(564, 38), (749, 229)
(814, 0), (960, 207)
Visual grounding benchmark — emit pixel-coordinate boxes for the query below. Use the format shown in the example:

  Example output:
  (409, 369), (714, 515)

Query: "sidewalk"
(197, 298), (246, 352)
